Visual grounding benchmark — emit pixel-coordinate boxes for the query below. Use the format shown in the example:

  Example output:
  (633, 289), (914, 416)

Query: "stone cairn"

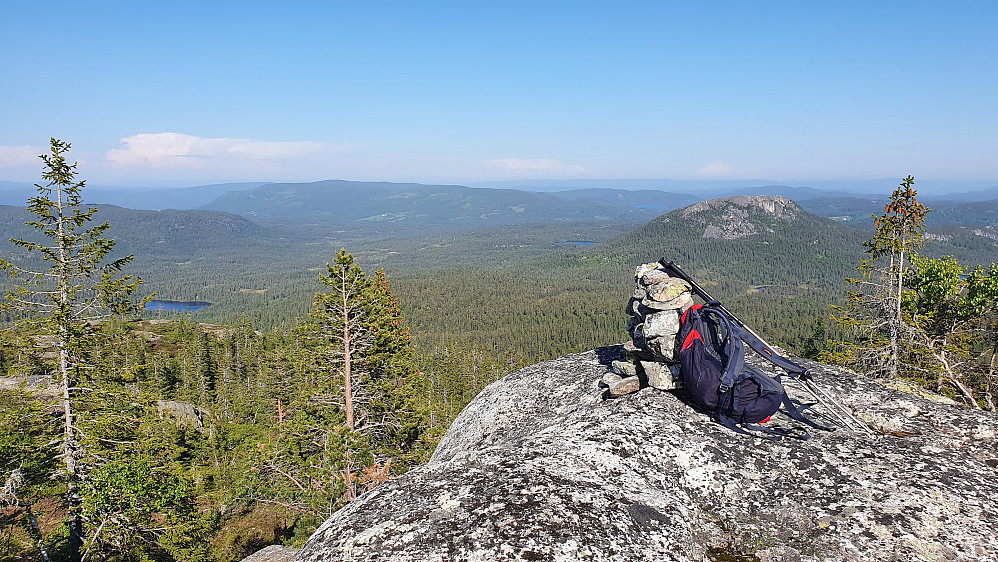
(602, 262), (694, 397)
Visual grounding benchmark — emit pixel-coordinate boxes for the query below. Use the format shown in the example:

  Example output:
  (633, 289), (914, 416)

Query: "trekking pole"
(658, 259), (875, 436)
(798, 377), (874, 435)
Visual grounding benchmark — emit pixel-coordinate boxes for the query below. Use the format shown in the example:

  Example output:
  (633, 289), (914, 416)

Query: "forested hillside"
(4, 192), (994, 362)
(1, 314), (507, 561)
(800, 196), (998, 229)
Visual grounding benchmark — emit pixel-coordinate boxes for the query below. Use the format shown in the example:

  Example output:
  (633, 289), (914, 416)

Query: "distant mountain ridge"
(922, 184), (998, 202)
(474, 178), (998, 197)
(537, 188), (700, 211)
(0, 181), (266, 209)
(800, 197), (998, 228)
(89, 182), (269, 210)
(199, 179), (674, 226)
(0, 204), (277, 261)
(717, 185), (859, 200)
(3, 178), (996, 231)
(197, 179), (998, 229)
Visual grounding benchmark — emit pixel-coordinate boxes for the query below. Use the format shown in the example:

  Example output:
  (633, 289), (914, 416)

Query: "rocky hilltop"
(680, 195), (803, 239)
(291, 347), (998, 561)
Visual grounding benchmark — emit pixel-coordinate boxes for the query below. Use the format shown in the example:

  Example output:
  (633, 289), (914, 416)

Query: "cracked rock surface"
(292, 347), (998, 562)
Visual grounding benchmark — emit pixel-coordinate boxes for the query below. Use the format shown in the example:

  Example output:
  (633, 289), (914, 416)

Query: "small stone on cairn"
(602, 262), (693, 396)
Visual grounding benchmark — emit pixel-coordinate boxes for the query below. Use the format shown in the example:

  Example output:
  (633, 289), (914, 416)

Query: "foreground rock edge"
(290, 347), (998, 562)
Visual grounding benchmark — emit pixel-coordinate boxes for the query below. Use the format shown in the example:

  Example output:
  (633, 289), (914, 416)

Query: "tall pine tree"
(0, 139), (145, 562)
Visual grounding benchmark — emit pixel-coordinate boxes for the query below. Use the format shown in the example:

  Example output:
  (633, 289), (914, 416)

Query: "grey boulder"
(293, 347), (998, 561)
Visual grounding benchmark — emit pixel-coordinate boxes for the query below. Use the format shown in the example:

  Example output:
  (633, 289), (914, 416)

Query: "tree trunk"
(343, 457), (356, 502)
(342, 292), (354, 432)
(55, 183), (82, 562)
(985, 348), (996, 412)
(896, 249), (905, 326)
(60, 343), (82, 562)
(932, 338), (980, 409)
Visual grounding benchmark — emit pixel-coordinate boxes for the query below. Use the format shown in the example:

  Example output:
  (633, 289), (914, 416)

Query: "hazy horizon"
(2, 176), (995, 199)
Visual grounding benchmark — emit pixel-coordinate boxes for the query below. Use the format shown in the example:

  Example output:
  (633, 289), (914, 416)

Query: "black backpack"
(678, 301), (831, 439)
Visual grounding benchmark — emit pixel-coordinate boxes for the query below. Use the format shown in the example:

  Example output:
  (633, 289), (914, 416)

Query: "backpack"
(678, 301), (831, 439)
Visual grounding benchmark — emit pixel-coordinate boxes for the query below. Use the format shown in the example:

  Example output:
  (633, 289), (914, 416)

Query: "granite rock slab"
(293, 347), (998, 562)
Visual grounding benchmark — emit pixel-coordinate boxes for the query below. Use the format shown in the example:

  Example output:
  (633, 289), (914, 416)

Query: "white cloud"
(225, 140), (329, 160)
(695, 160), (733, 177)
(0, 145), (44, 167)
(485, 158), (586, 173)
(106, 133), (334, 168)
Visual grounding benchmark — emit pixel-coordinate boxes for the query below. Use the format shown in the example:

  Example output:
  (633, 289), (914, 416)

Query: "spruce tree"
(363, 269), (429, 469)
(0, 139), (144, 562)
(832, 176), (928, 378)
(256, 250), (428, 508)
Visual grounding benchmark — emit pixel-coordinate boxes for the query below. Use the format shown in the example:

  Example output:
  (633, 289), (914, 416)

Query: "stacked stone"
(603, 262), (694, 397)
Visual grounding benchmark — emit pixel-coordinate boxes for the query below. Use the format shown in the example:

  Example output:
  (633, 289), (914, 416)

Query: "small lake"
(556, 241), (598, 246)
(145, 300), (212, 313)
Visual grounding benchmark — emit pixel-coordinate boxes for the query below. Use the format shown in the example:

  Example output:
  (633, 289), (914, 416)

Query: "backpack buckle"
(718, 382), (730, 393)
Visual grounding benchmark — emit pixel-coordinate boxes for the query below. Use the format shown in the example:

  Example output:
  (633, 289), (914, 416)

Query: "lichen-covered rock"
(640, 360), (681, 391)
(635, 263), (672, 286)
(643, 310), (681, 338)
(240, 545), (299, 562)
(647, 279), (692, 303)
(641, 292), (693, 311)
(293, 347), (998, 562)
(156, 400), (211, 432)
(626, 263), (692, 365)
(611, 359), (638, 378)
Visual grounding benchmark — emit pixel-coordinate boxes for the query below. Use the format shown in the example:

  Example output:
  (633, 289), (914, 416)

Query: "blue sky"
(1, 1), (995, 188)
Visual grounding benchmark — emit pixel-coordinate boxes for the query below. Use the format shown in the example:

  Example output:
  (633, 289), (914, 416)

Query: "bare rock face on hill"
(291, 347), (998, 562)
(681, 195), (803, 239)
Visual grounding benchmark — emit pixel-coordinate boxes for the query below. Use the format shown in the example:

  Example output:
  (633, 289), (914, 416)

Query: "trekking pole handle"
(658, 260), (713, 300)
(658, 258), (778, 353)
(658, 259), (743, 325)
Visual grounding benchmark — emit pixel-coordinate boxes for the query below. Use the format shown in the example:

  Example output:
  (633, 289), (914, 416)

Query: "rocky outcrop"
(973, 226), (997, 241)
(681, 195), (803, 239)
(156, 400), (211, 432)
(240, 545), (299, 562)
(0, 374), (58, 398)
(292, 348), (998, 561)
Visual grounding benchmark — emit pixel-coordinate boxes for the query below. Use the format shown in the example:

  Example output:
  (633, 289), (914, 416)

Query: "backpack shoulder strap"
(699, 304), (743, 393)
